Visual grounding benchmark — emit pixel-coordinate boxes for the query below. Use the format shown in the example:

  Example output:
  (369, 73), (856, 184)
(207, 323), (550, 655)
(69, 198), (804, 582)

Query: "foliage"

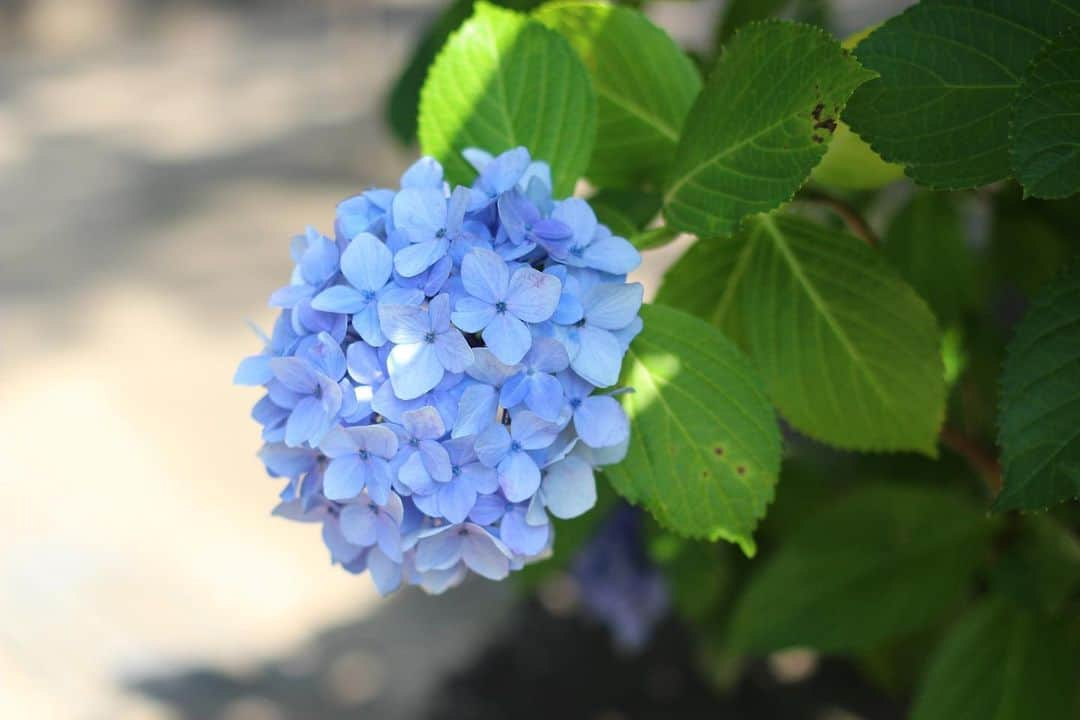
(378, 0), (1080, 711)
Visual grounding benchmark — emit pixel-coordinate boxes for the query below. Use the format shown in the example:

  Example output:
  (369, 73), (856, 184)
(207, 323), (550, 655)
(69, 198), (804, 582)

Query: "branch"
(796, 189), (880, 248)
(939, 426), (1002, 495)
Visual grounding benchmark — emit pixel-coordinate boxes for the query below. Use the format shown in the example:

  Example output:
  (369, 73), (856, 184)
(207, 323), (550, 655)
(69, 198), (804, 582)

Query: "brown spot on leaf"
(812, 134), (824, 144)
(736, 466), (746, 476)
(714, 446), (725, 456)
(814, 118), (838, 133)
(811, 102), (824, 121)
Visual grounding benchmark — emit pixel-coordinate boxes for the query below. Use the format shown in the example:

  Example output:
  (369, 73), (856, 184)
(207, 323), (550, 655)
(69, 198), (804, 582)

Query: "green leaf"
(663, 21), (876, 237)
(605, 303), (781, 555)
(845, 0), (1080, 190)
(418, 2), (597, 195)
(588, 188), (661, 237)
(385, 0), (549, 144)
(1011, 26), (1080, 199)
(883, 191), (975, 325)
(727, 484), (992, 654)
(911, 599), (1079, 720)
(810, 120), (905, 190)
(647, 527), (736, 624)
(992, 514), (1080, 615)
(739, 213), (946, 454)
(654, 236), (755, 344)
(995, 266), (1080, 512)
(535, 2), (702, 188)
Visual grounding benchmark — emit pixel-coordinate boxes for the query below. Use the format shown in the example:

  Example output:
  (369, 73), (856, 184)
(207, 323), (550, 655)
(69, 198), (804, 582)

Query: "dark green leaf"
(738, 213), (946, 454)
(535, 2), (702, 188)
(664, 21), (875, 236)
(654, 236), (755, 344)
(845, 0), (1080, 190)
(911, 599), (1079, 720)
(589, 188), (661, 237)
(418, 2), (596, 195)
(992, 514), (1080, 615)
(605, 304), (782, 555)
(995, 266), (1080, 511)
(1011, 25), (1080, 199)
(727, 484), (992, 653)
(883, 191), (975, 324)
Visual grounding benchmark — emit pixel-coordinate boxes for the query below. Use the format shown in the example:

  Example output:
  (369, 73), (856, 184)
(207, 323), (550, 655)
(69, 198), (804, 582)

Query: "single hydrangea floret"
(237, 147), (643, 595)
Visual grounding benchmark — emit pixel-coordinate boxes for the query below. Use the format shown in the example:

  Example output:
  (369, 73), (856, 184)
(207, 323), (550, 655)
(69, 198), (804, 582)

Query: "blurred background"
(0, 2), (910, 718)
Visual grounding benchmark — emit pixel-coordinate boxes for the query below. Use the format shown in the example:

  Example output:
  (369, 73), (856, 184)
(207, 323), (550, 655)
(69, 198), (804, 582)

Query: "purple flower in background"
(452, 247), (561, 364)
(572, 505), (670, 652)
(237, 146), (644, 597)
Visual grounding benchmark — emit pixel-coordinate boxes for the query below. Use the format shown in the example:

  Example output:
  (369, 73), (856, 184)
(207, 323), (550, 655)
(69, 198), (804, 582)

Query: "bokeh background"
(1, 2), (909, 718)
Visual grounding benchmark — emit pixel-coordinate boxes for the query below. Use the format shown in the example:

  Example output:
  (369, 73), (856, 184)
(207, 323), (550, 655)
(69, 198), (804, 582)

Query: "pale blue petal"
(500, 508), (550, 556)
(435, 328), (474, 373)
(269, 283), (315, 309)
(323, 455), (367, 500)
(462, 147), (494, 173)
(462, 527), (511, 580)
(483, 312), (532, 365)
(367, 548), (402, 596)
(438, 480), (477, 524)
(571, 326), (623, 388)
(511, 410), (560, 450)
(352, 303), (385, 347)
(505, 267), (562, 323)
(584, 282), (643, 330)
(453, 384), (499, 438)
(415, 528), (464, 571)
(468, 493), (506, 525)
(499, 373), (529, 409)
(451, 296), (496, 333)
(403, 406), (446, 440)
(322, 521), (364, 564)
(525, 373), (565, 422)
(465, 348), (517, 386)
(420, 440), (453, 483)
(400, 157), (444, 189)
(347, 342), (385, 385)
(583, 233), (641, 274)
(270, 357), (319, 394)
(338, 504), (378, 546)
(366, 458), (394, 505)
(375, 513), (403, 562)
(319, 426), (356, 458)
(311, 285), (368, 314)
(378, 303), (430, 344)
(542, 456), (596, 519)
(575, 395), (629, 448)
(552, 197), (597, 244)
(394, 237), (448, 277)
(234, 355), (273, 386)
(392, 187), (446, 235)
(285, 397), (325, 447)
(352, 424), (400, 458)
(388, 342), (443, 400)
(475, 424), (511, 467)
(461, 247), (509, 304)
(462, 462), (498, 494)
(340, 233), (393, 292)
(528, 337), (570, 373)
(498, 451), (541, 502)
(398, 452), (436, 495)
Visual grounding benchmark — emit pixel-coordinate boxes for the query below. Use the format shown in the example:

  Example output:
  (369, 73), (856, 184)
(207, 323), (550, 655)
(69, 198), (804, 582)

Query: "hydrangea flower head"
(237, 147), (643, 595)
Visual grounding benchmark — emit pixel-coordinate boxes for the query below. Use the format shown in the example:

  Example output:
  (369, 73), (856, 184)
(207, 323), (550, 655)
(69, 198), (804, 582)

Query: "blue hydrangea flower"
(237, 146), (644, 597)
(452, 247), (562, 364)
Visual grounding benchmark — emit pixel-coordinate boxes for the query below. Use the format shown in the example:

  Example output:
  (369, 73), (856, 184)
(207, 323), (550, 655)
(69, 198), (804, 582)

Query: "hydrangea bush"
(238, 0), (1080, 710)
(237, 147), (643, 595)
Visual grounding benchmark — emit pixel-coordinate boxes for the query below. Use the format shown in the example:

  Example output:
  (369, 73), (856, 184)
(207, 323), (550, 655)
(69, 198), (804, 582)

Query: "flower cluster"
(236, 147), (643, 595)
